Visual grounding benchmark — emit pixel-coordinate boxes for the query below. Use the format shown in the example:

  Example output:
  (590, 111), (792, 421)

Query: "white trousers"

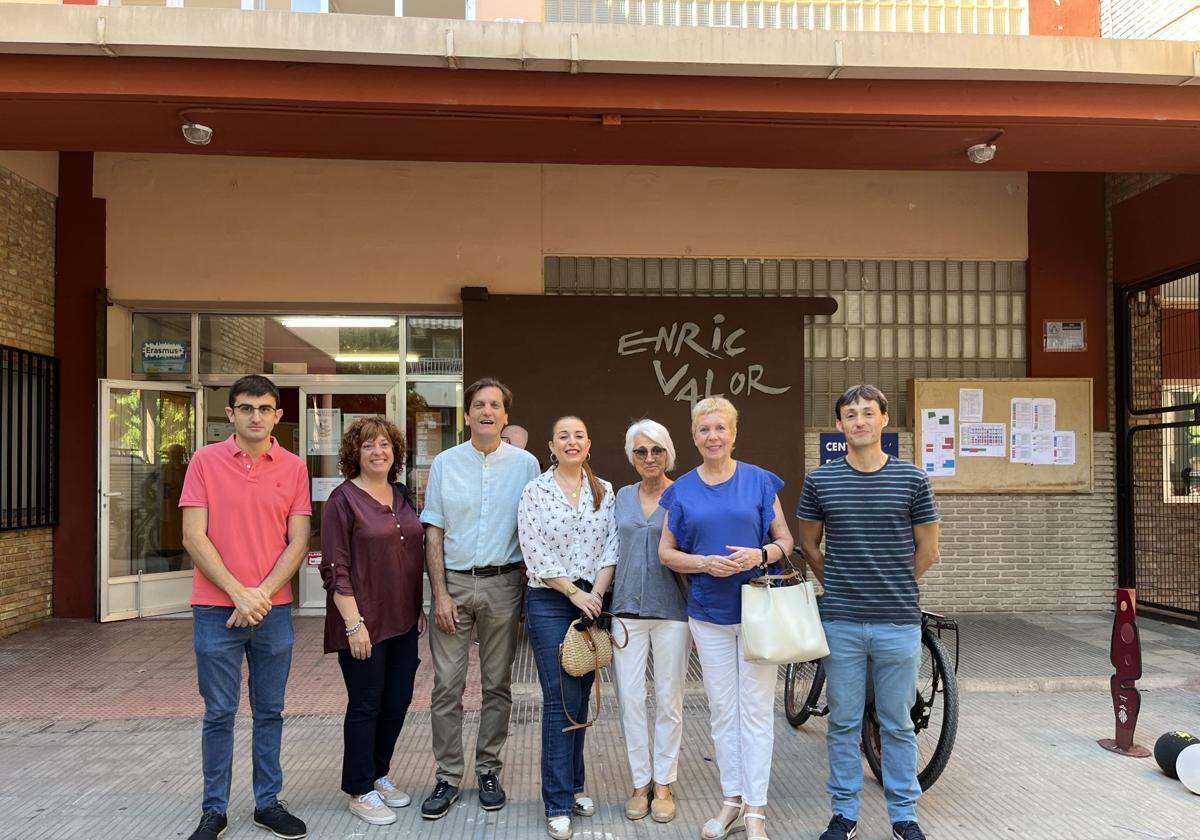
(688, 617), (778, 807)
(612, 617), (692, 787)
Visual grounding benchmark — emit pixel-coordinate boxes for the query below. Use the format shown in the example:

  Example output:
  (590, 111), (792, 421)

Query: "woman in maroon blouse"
(320, 416), (426, 826)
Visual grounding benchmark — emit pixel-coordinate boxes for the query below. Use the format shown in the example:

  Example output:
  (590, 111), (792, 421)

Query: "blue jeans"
(193, 605), (294, 814)
(525, 588), (595, 817)
(822, 621), (922, 824)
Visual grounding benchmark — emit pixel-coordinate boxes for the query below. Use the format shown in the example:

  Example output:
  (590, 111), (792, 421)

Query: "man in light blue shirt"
(419, 377), (540, 820)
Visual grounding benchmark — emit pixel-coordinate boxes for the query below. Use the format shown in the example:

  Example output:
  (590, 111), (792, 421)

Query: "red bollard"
(1098, 587), (1152, 758)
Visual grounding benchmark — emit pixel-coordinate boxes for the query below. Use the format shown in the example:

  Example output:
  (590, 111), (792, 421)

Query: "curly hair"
(337, 415), (407, 482)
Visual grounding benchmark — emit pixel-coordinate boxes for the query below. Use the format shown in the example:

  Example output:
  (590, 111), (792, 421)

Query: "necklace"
(557, 472), (583, 500)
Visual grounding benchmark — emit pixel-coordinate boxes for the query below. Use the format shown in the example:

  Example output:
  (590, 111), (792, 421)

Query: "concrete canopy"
(3, 6), (1200, 171)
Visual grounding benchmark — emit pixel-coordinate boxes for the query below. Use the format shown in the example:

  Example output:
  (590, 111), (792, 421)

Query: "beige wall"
(476, 0), (543, 21)
(0, 152), (58, 196)
(95, 154), (1027, 307)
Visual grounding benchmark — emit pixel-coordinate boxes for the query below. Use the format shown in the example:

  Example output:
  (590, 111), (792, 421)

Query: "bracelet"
(760, 546), (768, 566)
(345, 619), (365, 637)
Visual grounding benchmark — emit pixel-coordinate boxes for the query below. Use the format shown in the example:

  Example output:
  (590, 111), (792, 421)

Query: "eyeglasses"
(232, 404), (279, 417)
(632, 446), (667, 460)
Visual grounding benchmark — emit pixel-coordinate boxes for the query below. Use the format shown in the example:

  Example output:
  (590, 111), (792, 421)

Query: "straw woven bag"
(558, 613), (627, 732)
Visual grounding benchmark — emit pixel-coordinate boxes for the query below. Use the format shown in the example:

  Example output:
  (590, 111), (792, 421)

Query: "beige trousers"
(429, 568), (523, 785)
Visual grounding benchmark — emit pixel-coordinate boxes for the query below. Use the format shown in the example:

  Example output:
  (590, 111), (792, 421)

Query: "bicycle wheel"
(783, 660), (826, 728)
(861, 629), (959, 790)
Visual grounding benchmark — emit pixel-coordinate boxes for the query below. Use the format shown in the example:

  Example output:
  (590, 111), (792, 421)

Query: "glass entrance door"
(297, 383), (400, 614)
(99, 381), (201, 622)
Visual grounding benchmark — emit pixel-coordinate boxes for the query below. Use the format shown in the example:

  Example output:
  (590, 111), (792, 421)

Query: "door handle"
(103, 492), (122, 497)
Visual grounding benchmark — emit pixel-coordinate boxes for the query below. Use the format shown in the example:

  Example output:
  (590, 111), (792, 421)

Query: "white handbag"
(741, 569), (830, 664)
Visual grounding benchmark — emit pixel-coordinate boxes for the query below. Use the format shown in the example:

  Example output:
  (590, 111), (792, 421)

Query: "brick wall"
(804, 431), (1117, 612)
(0, 163), (57, 637)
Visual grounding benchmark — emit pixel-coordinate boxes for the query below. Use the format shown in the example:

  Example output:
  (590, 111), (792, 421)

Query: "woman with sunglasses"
(611, 420), (691, 824)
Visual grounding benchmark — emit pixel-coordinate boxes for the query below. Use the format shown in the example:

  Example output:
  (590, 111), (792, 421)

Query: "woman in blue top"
(659, 397), (793, 840)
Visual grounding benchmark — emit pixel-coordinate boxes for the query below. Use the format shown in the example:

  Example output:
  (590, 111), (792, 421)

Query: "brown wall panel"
(463, 294), (835, 521)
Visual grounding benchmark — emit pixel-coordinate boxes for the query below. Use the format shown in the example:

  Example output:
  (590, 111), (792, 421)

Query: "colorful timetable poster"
(921, 408), (956, 477)
(960, 423), (1006, 457)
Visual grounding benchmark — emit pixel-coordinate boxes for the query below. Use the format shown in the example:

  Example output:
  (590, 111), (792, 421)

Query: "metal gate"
(1115, 267), (1200, 625)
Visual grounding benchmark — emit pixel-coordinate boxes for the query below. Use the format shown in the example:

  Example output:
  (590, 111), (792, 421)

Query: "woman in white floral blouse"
(518, 415), (619, 840)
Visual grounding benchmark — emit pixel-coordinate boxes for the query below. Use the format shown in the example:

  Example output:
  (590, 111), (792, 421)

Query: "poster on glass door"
(307, 408), (341, 455)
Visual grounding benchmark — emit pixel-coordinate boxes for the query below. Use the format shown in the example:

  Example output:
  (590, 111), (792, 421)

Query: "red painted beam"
(1113, 176), (1200, 285)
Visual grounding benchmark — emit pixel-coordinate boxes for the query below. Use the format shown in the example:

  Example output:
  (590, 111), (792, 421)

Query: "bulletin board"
(907, 378), (1093, 494)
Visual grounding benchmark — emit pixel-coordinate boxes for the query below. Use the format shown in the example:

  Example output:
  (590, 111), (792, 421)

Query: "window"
(0, 346), (58, 530)
(132, 312), (192, 379)
(198, 315), (402, 376)
(406, 317), (463, 375)
(1163, 384), (1200, 502)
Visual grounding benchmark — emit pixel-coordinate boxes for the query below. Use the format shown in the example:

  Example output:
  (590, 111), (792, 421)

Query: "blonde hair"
(690, 397), (738, 436)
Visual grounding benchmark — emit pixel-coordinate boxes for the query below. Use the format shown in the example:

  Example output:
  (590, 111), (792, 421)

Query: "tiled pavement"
(1, 612), (1199, 839)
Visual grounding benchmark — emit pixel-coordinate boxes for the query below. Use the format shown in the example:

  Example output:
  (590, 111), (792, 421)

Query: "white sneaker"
(349, 790), (397, 825)
(548, 816), (573, 840)
(375, 776), (412, 808)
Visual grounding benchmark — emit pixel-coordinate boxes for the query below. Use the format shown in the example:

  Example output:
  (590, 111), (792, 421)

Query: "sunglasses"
(632, 446), (667, 460)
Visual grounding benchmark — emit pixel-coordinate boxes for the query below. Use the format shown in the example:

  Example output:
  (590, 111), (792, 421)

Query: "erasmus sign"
(464, 291), (837, 511)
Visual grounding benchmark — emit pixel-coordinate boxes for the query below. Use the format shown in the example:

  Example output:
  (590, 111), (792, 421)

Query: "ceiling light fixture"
(966, 142), (997, 164)
(279, 317), (398, 329)
(181, 122), (214, 146)
(333, 354), (402, 364)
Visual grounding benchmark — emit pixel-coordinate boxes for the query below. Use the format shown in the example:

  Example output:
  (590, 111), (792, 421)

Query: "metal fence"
(544, 0), (1029, 34)
(1115, 268), (1200, 624)
(0, 346), (59, 531)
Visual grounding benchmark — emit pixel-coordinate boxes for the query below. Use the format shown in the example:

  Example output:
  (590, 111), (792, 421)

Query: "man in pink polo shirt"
(179, 375), (312, 840)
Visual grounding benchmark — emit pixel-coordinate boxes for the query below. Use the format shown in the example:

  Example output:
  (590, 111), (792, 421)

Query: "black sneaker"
(892, 821), (927, 840)
(253, 801), (307, 839)
(421, 779), (460, 820)
(187, 812), (228, 840)
(819, 814), (858, 840)
(477, 771), (506, 811)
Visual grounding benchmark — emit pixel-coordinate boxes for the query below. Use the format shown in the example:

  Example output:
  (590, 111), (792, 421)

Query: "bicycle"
(782, 610), (960, 791)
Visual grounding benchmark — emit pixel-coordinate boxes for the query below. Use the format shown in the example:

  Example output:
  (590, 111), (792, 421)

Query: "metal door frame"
(1114, 265), (1200, 624)
(98, 380), (202, 622)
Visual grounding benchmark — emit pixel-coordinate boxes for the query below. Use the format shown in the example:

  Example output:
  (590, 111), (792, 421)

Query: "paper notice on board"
(960, 422), (1006, 457)
(311, 476), (343, 502)
(1033, 398), (1057, 433)
(1052, 431), (1076, 465)
(1011, 398), (1035, 432)
(1010, 431), (1033, 463)
(959, 388), (984, 423)
(1030, 432), (1055, 465)
(920, 408), (956, 476)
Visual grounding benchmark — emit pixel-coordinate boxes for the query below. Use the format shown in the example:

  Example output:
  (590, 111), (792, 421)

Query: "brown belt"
(448, 562), (522, 578)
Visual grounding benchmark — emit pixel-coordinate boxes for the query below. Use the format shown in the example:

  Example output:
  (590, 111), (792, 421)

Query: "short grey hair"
(624, 419), (677, 471)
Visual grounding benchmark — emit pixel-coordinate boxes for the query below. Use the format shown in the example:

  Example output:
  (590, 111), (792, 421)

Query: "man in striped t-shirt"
(796, 385), (941, 840)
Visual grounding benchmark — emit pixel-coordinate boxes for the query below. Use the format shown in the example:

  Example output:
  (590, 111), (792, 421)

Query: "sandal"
(745, 811), (769, 840)
(701, 800), (745, 840)
(548, 816), (573, 840)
